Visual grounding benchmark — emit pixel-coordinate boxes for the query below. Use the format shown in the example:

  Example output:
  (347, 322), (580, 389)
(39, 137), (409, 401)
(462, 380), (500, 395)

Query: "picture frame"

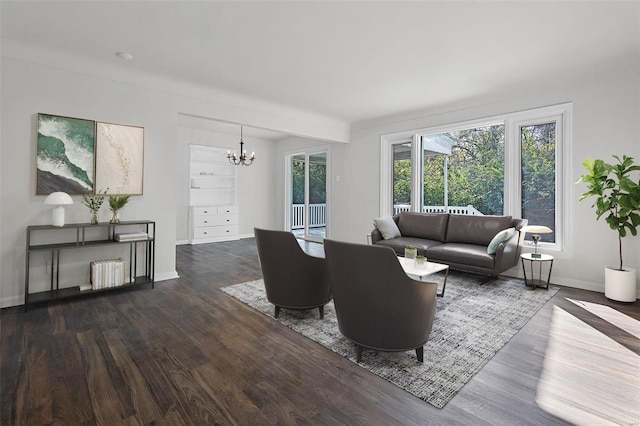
(36, 113), (96, 195)
(94, 121), (144, 195)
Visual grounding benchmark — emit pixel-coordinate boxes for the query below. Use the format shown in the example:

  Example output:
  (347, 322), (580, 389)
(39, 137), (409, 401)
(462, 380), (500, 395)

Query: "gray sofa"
(371, 212), (528, 276)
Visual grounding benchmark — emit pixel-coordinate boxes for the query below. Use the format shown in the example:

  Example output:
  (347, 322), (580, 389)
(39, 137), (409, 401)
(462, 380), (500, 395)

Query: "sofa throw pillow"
(487, 227), (516, 254)
(373, 216), (401, 240)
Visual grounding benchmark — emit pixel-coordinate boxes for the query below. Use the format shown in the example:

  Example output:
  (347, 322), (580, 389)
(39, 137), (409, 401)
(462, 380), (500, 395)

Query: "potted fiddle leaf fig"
(576, 155), (640, 301)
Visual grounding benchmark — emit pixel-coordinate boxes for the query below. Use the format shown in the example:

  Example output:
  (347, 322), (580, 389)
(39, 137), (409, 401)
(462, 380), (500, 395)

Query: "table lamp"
(44, 192), (73, 226)
(522, 225), (553, 258)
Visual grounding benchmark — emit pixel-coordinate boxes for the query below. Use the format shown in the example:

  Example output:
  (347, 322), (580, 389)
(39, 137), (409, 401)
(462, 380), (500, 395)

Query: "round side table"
(520, 253), (553, 289)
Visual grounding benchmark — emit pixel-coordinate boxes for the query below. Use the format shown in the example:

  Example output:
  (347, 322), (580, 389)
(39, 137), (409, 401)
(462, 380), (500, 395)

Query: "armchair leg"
(356, 345), (363, 363)
(415, 346), (424, 363)
(318, 305), (324, 319)
(274, 306), (281, 318)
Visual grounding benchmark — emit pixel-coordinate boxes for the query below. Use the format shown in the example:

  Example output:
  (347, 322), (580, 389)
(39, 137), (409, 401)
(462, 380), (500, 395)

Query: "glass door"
(288, 150), (327, 241)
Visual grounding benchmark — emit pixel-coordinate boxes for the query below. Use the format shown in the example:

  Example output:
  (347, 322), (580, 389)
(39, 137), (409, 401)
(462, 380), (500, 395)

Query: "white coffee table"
(397, 256), (449, 297)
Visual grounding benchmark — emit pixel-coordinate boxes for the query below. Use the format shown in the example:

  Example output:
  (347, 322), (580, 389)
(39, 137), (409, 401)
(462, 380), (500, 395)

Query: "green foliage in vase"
(82, 189), (107, 212)
(576, 155), (640, 270)
(109, 194), (131, 212)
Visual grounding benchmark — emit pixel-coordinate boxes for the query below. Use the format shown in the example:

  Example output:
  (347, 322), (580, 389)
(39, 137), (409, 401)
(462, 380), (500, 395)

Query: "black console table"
(25, 220), (155, 309)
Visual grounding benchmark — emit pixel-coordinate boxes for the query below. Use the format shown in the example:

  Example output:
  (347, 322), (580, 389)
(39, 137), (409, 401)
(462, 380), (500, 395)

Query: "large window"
(380, 103), (570, 253)
(422, 124), (505, 215)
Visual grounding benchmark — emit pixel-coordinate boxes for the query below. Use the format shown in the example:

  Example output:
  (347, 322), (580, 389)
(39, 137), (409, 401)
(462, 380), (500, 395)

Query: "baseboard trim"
(155, 271), (179, 282)
(238, 233), (254, 240)
(176, 240), (189, 246)
(1, 295), (24, 309)
(503, 269), (638, 299)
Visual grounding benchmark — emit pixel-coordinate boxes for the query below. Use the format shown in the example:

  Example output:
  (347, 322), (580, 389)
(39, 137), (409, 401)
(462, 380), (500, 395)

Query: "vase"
(110, 210), (120, 224)
(405, 247), (417, 259)
(415, 256), (428, 269)
(604, 266), (637, 302)
(90, 210), (99, 225)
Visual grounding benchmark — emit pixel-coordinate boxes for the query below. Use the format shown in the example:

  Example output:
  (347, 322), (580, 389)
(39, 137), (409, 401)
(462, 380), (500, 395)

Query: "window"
(520, 122), (556, 243)
(422, 124), (505, 215)
(380, 103), (571, 253)
(393, 142), (412, 213)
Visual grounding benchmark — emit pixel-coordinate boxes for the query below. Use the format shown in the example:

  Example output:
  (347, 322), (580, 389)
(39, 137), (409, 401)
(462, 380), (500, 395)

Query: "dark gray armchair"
(323, 239), (438, 363)
(254, 228), (332, 319)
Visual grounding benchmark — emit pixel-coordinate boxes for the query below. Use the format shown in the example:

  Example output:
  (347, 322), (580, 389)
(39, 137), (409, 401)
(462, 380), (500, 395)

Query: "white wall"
(330, 58), (640, 296)
(0, 57), (348, 307)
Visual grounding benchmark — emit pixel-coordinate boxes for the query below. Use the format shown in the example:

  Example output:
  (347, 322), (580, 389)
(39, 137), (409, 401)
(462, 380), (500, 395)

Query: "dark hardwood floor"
(2, 238), (639, 425)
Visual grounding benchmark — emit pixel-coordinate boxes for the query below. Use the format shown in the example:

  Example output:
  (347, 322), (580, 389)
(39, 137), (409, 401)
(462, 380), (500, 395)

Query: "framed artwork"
(36, 113), (96, 195)
(94, 121), (144, 195)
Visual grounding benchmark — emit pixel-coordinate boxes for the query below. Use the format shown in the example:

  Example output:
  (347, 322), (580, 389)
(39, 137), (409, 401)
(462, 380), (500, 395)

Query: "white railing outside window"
(393, 204), (484, 215)
(291, 204), (326, 229)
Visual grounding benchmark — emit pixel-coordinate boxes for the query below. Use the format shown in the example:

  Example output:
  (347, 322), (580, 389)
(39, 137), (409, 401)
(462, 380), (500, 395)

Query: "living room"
(1, 1), (639, 424)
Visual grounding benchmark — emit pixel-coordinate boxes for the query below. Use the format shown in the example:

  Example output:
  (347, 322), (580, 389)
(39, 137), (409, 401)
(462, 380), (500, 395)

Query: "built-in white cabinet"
(189, 145), (238, 244)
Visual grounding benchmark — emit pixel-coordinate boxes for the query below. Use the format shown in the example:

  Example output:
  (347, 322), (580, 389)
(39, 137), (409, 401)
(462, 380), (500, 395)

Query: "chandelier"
(227, 126), (255, 166)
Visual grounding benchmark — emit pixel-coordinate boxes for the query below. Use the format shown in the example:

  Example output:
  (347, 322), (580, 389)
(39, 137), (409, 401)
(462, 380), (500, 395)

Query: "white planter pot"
(604, 266), (637, 302)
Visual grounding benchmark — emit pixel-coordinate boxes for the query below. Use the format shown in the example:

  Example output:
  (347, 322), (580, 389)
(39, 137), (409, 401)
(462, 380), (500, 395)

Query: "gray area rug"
(221, 271), (558, 408)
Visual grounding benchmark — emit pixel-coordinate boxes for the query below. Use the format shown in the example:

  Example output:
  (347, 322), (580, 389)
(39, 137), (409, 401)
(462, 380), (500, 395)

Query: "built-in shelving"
(189, 144), (238, 243)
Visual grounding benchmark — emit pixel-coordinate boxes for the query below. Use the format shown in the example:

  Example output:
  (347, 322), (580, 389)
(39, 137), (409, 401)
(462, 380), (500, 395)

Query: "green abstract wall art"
(36, 113), (96, 195)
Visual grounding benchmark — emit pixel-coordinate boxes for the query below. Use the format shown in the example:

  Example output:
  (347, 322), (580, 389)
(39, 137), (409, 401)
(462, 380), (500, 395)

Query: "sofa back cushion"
(446, 214), (513, 246)
(397, 213), (449, 242)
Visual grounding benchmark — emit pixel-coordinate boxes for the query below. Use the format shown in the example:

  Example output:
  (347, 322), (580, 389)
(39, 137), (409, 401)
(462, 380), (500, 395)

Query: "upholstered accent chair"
(323, 239), (438, 363)
(254, 228), (332, 319)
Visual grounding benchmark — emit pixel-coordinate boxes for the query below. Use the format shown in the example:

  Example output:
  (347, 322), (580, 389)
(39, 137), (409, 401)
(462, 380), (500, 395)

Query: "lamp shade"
(44, 192), (73, 205)
(522, 225), (553, 234)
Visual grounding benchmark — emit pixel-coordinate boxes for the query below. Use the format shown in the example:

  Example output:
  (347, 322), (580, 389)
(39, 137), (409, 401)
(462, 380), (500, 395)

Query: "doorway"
(287, 150), (328, 241)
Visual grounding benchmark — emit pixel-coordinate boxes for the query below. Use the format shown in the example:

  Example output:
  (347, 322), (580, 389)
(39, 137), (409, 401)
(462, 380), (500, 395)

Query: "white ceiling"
(2, 1), (639, 124)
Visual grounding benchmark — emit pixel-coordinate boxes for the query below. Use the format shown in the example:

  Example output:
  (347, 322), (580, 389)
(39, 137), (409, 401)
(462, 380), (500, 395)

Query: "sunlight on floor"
(536, 302), (640, 425)
(566, 298), (640, 339)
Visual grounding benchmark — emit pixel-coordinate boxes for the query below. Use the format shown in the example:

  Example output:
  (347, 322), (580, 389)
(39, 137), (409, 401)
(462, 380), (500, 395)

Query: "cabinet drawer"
(193, 206), (216, 216)
(192, 206), (237, 216)
(194, 215), (238, 227)
(194, 225), (238, 239)
(217, 205), (238, 215)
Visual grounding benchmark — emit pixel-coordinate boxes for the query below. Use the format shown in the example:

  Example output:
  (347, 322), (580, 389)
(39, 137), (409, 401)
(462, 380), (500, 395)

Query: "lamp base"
(52, 205), (65, 227)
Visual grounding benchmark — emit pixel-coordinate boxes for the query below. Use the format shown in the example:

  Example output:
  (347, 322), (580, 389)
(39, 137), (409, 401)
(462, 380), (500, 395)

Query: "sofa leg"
(415, 347), (424, 363)
(356, 345), (363, 363)
(318, 305), (324, 319)
(481, 275), (498, 284)
(274, 306), (281, 318)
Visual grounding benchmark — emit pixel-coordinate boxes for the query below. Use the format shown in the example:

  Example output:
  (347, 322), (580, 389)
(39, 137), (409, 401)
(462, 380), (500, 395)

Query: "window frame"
(380, 103), (572, 255)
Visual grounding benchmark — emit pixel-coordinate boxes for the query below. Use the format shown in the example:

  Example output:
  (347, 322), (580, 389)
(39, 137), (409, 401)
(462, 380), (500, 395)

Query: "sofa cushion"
(373, 216), (401, 240)
(427, 243), (495, 269)
(376, 237), (443, 256)
(397, 213), (449, 242)
(445, 214), (513, 246)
